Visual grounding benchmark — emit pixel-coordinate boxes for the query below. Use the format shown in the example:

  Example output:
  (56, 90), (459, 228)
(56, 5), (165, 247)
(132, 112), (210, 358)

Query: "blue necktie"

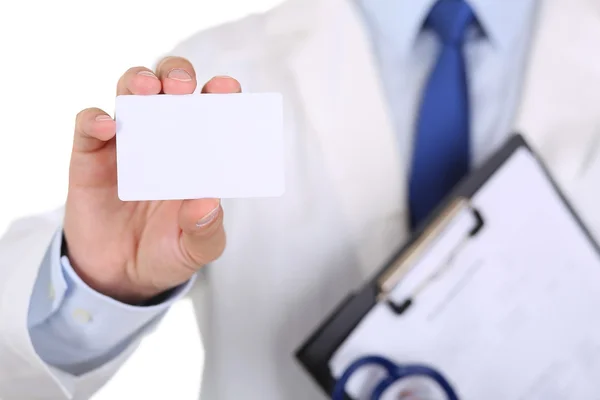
(408, 0), (475, 229)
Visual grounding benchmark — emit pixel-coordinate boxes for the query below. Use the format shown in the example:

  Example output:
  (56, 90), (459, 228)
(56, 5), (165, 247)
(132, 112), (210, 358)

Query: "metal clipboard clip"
(376, 197), (485, 314)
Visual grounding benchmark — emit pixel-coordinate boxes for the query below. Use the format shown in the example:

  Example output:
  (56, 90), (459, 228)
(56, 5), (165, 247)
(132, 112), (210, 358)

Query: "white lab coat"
(2, 0), (600, 398)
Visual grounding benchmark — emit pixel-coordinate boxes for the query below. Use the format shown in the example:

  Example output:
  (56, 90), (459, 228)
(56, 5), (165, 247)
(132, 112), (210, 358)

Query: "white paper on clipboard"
(329, 147), (600, 400)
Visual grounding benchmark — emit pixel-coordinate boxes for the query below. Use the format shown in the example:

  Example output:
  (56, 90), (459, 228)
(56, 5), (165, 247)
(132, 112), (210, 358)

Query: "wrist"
(69, 260), (161, 305)
(61, 234), (168, 305)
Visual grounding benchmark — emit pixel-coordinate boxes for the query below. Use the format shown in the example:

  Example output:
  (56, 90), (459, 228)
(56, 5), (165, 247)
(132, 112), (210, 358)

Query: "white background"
(0, 0), (283, 398)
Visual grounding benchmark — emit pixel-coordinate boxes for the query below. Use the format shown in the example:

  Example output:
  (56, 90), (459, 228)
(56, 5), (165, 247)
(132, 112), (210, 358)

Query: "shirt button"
(72, 309), (93, 324)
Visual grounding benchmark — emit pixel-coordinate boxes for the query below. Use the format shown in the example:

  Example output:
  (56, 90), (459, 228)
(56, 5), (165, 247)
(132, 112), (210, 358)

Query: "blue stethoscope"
(332, 355), (460, 400)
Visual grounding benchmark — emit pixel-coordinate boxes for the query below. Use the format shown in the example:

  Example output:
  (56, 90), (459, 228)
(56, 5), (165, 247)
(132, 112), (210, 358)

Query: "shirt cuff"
(29, 229), (196, 374)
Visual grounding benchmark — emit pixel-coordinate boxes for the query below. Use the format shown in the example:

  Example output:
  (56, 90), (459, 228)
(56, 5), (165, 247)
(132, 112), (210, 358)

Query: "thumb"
(69, 108), (119, 189)
(73, 108), (116, 153)
(178, 198), (226, 267)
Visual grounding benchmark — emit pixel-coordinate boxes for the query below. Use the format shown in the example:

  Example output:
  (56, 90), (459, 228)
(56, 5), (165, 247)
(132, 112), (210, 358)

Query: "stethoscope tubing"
(332, 355), (459, 400)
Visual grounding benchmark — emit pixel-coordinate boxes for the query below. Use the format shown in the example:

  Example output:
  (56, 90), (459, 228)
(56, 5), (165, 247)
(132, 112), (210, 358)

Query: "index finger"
(116, 66), (162, 96)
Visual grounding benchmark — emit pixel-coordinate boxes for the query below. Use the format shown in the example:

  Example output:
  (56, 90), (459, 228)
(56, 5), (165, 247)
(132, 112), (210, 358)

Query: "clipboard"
(295, 134), (600, 399)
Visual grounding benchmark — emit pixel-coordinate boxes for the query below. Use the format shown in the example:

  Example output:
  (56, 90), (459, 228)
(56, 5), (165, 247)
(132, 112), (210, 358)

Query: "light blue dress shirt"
(28, 0), (538, 376)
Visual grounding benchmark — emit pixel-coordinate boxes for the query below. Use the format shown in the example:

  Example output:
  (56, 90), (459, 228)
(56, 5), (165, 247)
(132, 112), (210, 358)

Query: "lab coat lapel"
(284, 0), (406, 274)
(514, 0), (600, 183)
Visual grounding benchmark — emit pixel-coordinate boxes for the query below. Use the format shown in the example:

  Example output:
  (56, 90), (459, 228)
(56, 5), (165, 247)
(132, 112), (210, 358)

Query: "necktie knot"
(425, 0), (475, 46)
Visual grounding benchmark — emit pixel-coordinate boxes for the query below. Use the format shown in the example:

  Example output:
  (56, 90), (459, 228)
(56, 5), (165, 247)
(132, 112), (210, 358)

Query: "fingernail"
(195, 203), (221, 228)
(168, 68), (192, 82)
(95, 115), (113, 121)
(137, 70), (158, 79)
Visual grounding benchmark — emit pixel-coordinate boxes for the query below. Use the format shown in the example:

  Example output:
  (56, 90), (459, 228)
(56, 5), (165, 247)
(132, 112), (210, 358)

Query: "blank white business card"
(115, 93), (284, 201)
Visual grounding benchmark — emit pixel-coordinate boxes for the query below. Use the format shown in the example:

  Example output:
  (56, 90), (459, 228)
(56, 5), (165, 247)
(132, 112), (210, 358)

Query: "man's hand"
(64, 57), (240, 304)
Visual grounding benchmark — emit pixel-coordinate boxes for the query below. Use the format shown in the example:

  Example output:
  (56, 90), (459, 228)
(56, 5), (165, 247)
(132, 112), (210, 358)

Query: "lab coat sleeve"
(0, 210), (196, 400)
(27, 228), (195, 378)
(0, 209), (124, 399)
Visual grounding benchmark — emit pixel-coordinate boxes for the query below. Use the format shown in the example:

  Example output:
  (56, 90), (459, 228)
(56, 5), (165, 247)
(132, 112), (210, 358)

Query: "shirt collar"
(355, 0), (538, 55)
(471, 0), (539, 49)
